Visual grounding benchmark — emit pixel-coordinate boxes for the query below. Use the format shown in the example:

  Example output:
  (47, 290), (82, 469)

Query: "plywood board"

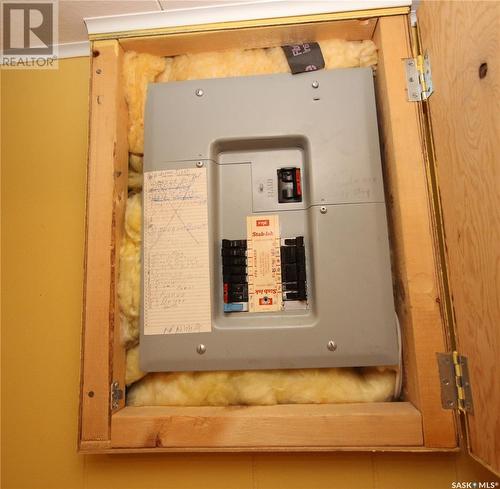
(418, 0), (500, 475)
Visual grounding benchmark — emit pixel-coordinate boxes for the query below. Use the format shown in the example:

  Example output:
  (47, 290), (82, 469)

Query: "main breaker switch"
(277, 167), (302, 203)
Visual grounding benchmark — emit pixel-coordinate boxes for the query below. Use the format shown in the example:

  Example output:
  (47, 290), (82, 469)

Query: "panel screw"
(195, 88), (204, 97)
(320, 206), (327, 214)
(312, 80), (319, 88)
(327, 340), (337, 352)
(196, 344), (206, 354)
(196, 161), (203, 168)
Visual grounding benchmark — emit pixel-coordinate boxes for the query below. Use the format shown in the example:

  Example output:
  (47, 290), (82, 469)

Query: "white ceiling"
(0, 0), (248, 49)
(59, 1), (161, 44)
(62, 1), (251, 44)
(63, 0), (249, 44)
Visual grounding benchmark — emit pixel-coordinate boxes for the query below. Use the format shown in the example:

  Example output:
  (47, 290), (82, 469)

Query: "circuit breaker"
(140, 67), (399, 372)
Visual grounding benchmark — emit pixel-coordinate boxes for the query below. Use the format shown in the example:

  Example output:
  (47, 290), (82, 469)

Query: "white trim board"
(58, 41), (90, 59)
(85, 0), (411, 37)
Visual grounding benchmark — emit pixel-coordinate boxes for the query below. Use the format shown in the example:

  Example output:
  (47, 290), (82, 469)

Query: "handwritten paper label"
(247, 215), (283, 312)
(143, 167), (211, 335)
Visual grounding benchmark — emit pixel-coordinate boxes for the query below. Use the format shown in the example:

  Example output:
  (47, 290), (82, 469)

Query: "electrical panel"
(140, 68), (399, 372)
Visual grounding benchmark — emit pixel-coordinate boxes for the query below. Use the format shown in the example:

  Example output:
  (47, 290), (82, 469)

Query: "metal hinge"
(404, 51), (433, 102)
(437, 352), (474, 413)
(111, 381), (124, 410)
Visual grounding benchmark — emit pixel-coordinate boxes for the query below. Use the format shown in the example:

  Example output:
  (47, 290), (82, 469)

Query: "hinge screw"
(312, 80), (319, 89)
(327, 340), (337, 352)
(196, 344), (206, 354)
(195, 88), (204, 97)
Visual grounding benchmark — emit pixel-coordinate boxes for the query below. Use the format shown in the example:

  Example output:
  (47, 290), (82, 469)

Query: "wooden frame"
(79, 13), (458, 453)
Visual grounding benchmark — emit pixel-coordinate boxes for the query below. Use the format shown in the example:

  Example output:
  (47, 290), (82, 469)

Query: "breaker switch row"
(221, 239), (249, 313)
(281, 236), (307, 301)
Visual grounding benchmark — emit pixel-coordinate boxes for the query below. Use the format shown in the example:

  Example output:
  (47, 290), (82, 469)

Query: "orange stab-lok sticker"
(246, 215), (283, 312)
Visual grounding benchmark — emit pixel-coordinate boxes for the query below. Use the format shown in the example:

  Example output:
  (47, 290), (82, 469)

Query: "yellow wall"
(1, 58), (495, 489)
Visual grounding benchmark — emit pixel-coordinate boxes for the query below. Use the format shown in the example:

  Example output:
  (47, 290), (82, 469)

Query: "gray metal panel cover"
(140, 68), (399, 372)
